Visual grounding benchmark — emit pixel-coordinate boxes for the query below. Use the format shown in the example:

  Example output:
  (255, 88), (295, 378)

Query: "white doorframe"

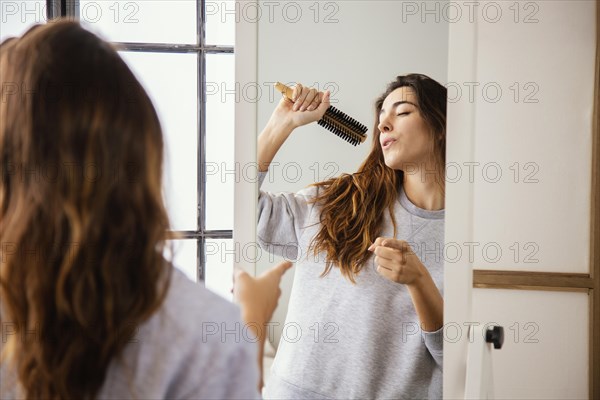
(233, 0), (258, 276)
(444, 3), (479, 397)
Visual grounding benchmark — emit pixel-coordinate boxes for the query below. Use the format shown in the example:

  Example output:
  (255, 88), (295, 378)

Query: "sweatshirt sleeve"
(421, 327), (443, 367)
(257, 170), (318, 260)
(176, 322), (261, 400)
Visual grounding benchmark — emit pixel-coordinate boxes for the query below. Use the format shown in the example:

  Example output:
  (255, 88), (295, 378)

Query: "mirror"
(250, 1), (449, 398)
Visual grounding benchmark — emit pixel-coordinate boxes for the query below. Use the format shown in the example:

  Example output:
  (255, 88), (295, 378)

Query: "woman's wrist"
(265, 116), (295, 138)
(241, 310), (267, 340)
(406, 263), (428, 289)
(406, 269), (443, 332)
(258, 120), (294, 172)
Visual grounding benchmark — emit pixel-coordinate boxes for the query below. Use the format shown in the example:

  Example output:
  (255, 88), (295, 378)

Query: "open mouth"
(382, 138), (396, 149)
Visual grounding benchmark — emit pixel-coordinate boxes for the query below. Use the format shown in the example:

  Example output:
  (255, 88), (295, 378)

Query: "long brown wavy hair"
(308, 74), (447, 282)
(0, 21), (172, 399)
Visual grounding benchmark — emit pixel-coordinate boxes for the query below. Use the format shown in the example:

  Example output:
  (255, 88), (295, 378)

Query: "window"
(0, 1), (48, 41)
(1, 0), (236, 300)
(80, 0), (236, 300)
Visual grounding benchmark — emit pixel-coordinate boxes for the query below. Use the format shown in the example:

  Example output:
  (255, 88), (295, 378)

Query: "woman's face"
(378, 87), (434, 171)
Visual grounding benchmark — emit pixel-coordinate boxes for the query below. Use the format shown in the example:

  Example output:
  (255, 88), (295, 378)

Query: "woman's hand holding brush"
(258, 84), (330, 172)
(274, 82), (368, 146)
(272, 83), (331, 131)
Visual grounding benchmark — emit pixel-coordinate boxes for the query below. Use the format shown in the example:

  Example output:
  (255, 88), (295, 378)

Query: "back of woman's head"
(309, 73), (447, 282)
(0, 20), (171, 399)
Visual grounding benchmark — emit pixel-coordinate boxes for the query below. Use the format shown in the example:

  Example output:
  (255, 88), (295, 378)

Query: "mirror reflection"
(253, 2), (449, 398)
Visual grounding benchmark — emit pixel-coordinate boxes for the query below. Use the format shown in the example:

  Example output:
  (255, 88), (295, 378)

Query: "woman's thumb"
(318, 90), (331, 114)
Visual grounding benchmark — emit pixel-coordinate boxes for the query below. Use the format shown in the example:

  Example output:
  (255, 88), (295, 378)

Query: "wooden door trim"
(473, 270), (593, 290)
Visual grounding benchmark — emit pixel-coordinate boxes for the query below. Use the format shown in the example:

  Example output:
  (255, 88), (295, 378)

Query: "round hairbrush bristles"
(318, 106), (368, 146)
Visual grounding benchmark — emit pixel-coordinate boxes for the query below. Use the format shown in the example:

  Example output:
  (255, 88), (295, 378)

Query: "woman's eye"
(397, 112), (410, 116)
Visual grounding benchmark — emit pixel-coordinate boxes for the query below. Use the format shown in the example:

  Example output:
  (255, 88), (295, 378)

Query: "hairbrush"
(274, 82), (368, 146)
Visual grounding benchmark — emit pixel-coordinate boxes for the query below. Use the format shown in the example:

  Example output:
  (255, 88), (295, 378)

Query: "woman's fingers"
(315, 90), (330, 115)
(368, 236), (387, 251)
(369, 237), (425, 285)
(291, 83), (303, 102)
(307, 90), (326, 111)
(382, 239), (414, 253)
(373, 246), (406, 266)
(377, 265), (399, 281)
(233, 268), (250, 283)
(306, 93), (320, 111)
(291, 85), (324, 112)
(292, 85), (310, 111)
(275, 260), (294, 275)
(369, 237), (413, 274)
(299, 88), (318, 111)
(277, 85), (329, 128)
(262, 260), (293, 280)
(375, 255), (404, 272)
(368, 237), (413, 253)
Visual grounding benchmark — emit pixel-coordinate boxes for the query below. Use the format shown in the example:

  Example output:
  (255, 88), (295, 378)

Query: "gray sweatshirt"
(257, 171), (444, 399)
(0, 268), (261, 400)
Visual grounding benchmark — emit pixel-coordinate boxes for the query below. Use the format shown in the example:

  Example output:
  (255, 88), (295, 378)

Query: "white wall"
(445, 1), (596, 398)
(253, 0), (450, 348)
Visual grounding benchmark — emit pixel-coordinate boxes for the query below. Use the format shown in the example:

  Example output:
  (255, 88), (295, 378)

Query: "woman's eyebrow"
(380, 101), (418, 114)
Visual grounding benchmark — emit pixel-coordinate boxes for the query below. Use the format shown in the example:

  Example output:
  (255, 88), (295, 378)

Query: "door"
(444, 1), (599, 398)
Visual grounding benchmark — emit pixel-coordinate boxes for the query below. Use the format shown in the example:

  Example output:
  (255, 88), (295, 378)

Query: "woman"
(257, 75), (446, 399)
(0, 20), (288, 399)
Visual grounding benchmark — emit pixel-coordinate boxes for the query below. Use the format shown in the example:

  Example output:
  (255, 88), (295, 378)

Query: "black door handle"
(486, 325), (504, 349)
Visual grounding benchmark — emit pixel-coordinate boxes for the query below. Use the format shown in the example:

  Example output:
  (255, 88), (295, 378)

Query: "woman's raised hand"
(269, 83), (330, 131)
(258, 84), (329, 172)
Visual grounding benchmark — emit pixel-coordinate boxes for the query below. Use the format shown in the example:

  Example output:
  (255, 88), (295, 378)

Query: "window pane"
(205, 53), (235, 230)
(205, 0), (234, 46)
(166, 239), (198, 282)
(205, 239), (233, 301)
(80, 1), (196, 44)
(120, 52), (198, 231)
(0, 1), (46, 42)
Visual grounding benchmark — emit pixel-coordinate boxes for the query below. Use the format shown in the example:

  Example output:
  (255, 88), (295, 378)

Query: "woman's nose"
(378, 118), (391, 133)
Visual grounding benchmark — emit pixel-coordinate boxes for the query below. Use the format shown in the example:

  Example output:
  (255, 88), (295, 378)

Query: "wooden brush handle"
(274, 82), (295, 100)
